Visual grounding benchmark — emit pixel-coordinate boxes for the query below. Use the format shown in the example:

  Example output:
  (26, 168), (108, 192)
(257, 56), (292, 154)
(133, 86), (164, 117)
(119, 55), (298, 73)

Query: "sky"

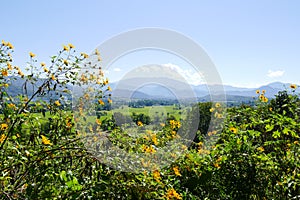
(1, 0), (300, 88)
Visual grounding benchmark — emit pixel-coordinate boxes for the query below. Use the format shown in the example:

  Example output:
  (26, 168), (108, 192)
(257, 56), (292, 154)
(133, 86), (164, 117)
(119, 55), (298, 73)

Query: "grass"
(99, 105), (187, 121)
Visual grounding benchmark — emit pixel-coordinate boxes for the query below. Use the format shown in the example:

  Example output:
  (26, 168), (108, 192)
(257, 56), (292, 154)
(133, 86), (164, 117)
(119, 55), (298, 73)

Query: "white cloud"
(162, 63), (205, 85)
(113, 68), (121, 72)
(267, 70), (285, 78)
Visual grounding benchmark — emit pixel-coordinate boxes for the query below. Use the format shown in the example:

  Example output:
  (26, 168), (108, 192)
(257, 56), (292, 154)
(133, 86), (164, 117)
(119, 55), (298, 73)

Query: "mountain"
(110, 80), (297, 101)
(3, 76), (297, 103)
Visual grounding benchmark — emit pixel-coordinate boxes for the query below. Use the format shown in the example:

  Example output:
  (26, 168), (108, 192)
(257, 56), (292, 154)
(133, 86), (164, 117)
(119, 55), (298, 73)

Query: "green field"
(98, 105), (188, 121)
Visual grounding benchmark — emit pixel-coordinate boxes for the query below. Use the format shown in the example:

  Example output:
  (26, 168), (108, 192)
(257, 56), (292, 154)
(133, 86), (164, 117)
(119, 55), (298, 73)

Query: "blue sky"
(1, 0), (300, 88)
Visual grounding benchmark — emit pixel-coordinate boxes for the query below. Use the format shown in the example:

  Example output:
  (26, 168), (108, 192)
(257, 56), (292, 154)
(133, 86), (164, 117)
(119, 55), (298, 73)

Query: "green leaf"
(265, 124), (274, 132)
(60, 170), (67, 182)
(272, 130), (281, 138)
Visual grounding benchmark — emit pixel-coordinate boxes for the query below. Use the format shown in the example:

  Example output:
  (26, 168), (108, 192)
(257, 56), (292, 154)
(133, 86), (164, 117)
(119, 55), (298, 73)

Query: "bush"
(1, 40), (299, 199)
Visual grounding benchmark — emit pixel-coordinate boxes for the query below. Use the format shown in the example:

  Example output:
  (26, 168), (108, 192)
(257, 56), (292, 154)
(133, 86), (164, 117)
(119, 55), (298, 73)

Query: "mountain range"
(3, 76), (297, 103)
(109, 79), (296, 101)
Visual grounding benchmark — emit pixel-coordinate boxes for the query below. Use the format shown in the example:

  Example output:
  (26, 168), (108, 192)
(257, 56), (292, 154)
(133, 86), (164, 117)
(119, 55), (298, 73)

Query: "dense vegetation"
(1, 40), (300, 199)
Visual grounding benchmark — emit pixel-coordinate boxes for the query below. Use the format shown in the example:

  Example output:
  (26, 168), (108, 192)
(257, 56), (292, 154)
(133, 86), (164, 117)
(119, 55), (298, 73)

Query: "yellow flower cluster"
(173, 166), (181, 176)
(169, 120), (181, 129)
(259, 94), (268, 103)
(152, 170), (161, 182)
(8, 103), (16, 110)
(1, 40), (14, 49)
(165, 188), (182, 200)
(142, 144), (156, 153)
(210, 102), (224, 119)
(256, 90), (268, 102)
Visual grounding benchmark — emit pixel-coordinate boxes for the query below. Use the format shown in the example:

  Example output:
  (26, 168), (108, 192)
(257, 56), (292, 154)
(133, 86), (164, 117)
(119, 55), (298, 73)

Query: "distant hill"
(3, 76), (298, 103)
(110, 79), (297, 100)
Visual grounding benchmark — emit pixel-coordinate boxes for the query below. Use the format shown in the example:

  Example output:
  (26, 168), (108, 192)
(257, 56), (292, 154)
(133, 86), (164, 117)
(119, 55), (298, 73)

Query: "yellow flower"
(1, 40), (6, 46)
(217, 113), (223, 119)
(54, 100), (61, 106)
(63, 60), (68, 65)
(208, 130), (217, 136)
(107, 98), (112, 104)
(95, 49), (100, 55)
(44, 67), (49, 73)
(259, 94), (264, 100)
(6, 42), (14, 49)
(107, 86), (112, 91)
(81, 52), (89, 58)
(151, 134), (158, 145)
(51, 74), (56, 81)
(153, 170), (161, 182)
(63, 45), (69, 51)
(166, 188), (182, 200)
(41, 62), (46, 67)
(2, 70), (8, 77)
(80, 74), (88, 82)
(215, 102), (221, 108)
(262, 90), (266, 94)
(66, 121), (72, 128)
(68, 43), (75, 49)
(290, 84), (297, 89)
(104, 78), (109, 85)
(95, 119), (101, 125)
(160, 123), (165, 127)
(29, 52), (36, 58)
(0, 134), (6, 143)
(0, 134), (8, 144)
(1, 123), (8, 130)
(98, 99), (105, 105)
(7, 62), (12, 70)
(173, 166), (181, 176)
(8, 103), (16, 110)
(177, 121), (181, 128)
(84, 93), (90, 99)
(257, 146), (264, 152)
(142, 145), (156, 153)
(256, 90), (260, 94)
(3, 83), (9, 87)
(137, 121), (143, 126)
(214, 162), (221, 169)
(262, 96), (268, 103)
(229, 127), (237, 134)
(209, 107), (215, 112)
(41, 135), (52, 145)
(18, 70), (24, 77)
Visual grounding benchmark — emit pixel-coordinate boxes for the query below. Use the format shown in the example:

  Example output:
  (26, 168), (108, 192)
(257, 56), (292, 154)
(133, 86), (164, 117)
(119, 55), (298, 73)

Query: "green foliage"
(1, 40), (300, 199)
